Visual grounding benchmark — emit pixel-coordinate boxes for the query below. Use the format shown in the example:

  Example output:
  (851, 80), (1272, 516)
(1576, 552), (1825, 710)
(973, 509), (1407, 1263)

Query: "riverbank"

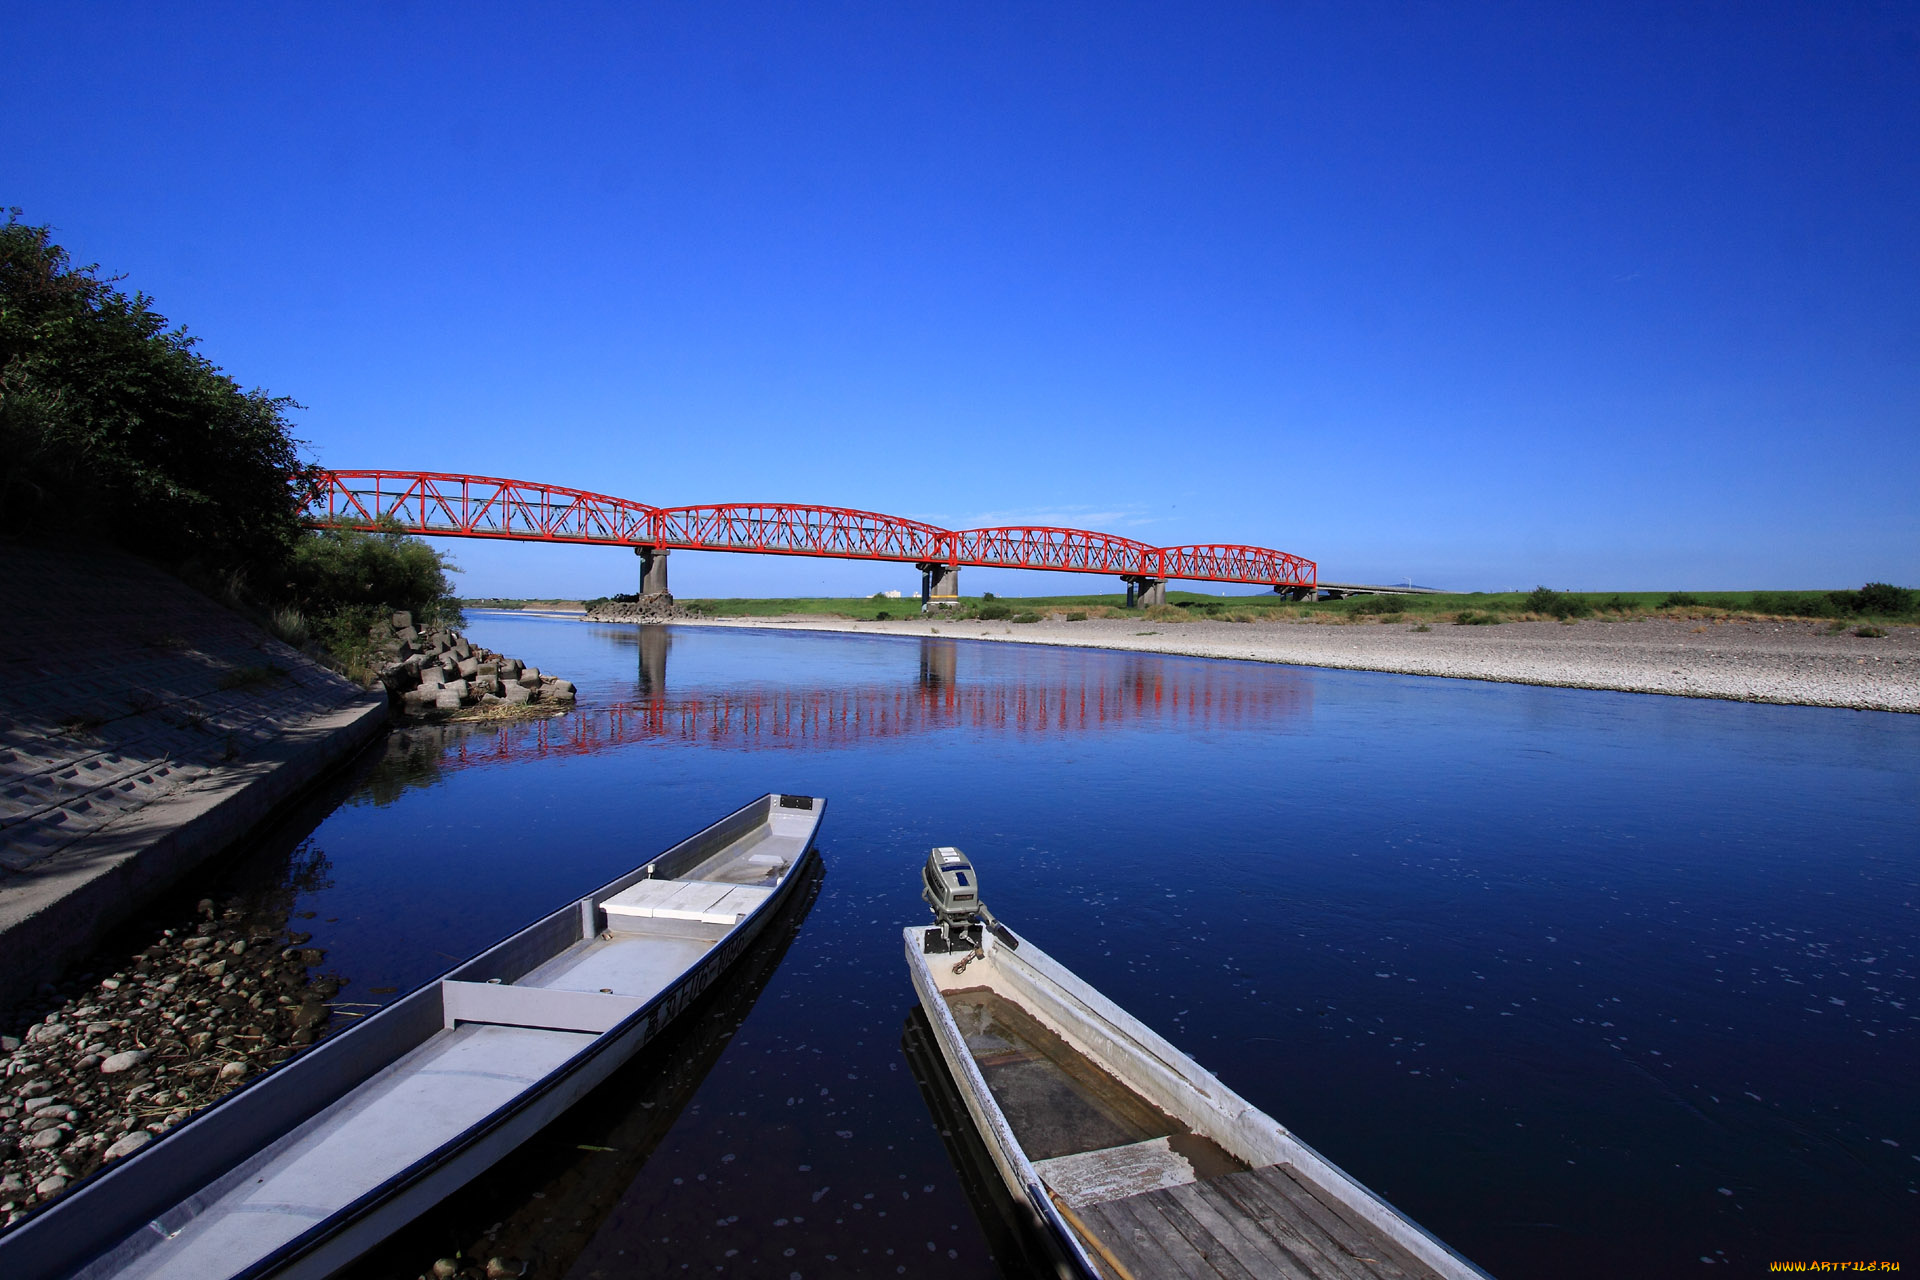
(656, 612), (1919, 712)
(0, 542), (388, 1010)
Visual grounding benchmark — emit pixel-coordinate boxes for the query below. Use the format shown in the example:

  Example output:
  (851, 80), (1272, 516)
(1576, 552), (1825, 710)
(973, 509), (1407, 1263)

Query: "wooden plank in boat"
(1202, 1165), (1437, 1280)
(1071, 1190), (1219, 1280)
(1074, 1164), (1448, 1280)
(1243, 1165), (1437, 1280)
(1155, 1177), (1323, 1280)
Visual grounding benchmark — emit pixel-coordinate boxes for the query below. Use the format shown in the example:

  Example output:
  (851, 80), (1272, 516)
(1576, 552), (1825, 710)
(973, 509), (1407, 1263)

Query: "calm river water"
(229, 615), (1916, 1278)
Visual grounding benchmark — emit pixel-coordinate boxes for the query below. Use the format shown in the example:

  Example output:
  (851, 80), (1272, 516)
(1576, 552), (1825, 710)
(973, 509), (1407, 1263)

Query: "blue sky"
(7, 2), (1916, 597)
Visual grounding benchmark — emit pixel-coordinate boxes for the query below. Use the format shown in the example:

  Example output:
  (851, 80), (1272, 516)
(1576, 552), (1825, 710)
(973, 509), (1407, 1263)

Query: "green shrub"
(1851, 582), (1916, 616)
(1011, 611), (1042, 623)
(1855, 624), (1889, 638)
(976, 602), (1012, 620)
(1524, 586), (1590, 620)
(982, 592), (997, 601)
(1352, 596), (1406, 615)
(874, 611), (891, 621)
(1065, 610), (1087, 621)
(1661, 592), (1700, 608)
(1455, 610), (1500, 625)
(0, 211), (313, 580)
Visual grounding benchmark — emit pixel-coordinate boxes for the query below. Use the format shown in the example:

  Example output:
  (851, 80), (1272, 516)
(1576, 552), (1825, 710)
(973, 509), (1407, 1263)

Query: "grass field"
(513, 583), (1914, 627)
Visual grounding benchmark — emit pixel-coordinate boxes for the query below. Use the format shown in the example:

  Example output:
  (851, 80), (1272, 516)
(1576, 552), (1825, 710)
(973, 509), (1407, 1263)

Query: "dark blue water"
(276, 616), (1918, 1278)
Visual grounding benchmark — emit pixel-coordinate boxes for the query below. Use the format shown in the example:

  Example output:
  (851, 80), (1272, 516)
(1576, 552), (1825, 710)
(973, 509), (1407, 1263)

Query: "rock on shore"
(0, 896), (343, 1226)
(371, 613), (576, 719)
(584, 596), (680, 623)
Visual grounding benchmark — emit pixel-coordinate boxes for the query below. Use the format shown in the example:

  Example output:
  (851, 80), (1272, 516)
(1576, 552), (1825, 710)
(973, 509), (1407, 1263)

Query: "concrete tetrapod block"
(443, 679), (470, 701)
(503, 684), (533, 705)
(516, 670), (542, 688)
(434, 689), (463, 713)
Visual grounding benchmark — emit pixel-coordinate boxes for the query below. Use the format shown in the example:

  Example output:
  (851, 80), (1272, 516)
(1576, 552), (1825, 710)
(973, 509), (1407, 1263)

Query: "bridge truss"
(303, 470), (1315, 590)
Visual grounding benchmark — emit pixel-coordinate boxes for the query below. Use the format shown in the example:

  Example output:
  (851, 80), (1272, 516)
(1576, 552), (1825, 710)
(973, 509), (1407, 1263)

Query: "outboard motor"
(921, 846), (1014, 952)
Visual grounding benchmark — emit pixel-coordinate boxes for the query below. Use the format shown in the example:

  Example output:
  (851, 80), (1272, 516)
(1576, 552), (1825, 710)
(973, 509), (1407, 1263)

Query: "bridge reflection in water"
(414, 630), (1310, 776)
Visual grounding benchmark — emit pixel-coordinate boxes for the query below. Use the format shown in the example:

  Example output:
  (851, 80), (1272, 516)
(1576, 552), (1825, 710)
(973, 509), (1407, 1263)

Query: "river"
(231, 614), (1917, 1277)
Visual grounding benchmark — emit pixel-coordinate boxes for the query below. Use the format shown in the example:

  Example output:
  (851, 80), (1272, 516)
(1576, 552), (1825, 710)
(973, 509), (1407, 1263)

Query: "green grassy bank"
(518, 583), (1916, 630)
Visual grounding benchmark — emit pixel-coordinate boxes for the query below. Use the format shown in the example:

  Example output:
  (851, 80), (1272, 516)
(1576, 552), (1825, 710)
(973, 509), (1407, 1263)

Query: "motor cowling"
(922, 846), (978, 924)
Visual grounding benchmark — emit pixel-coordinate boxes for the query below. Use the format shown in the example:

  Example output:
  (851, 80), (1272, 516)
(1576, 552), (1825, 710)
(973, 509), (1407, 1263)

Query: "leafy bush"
(0, 211), (314, 579)
(1065, 610), (1087, 621)
(1011, 611), (1042, 623)
(976, 602), (1012, 620)
(284, 526), (462, 668)
(981, 592), (997, 601)
(874, 611), (891, 621)
(1455, 610), (1500, 625)
(1351, 596), (1406, 615)
(1660, 592), (1700, 608)
(1841, 582), (1916, 616)
(1524, 587), (1590, 620)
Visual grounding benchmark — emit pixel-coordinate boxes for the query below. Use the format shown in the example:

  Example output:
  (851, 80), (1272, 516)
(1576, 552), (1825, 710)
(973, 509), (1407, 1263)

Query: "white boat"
(905, 846), (1491, 1280)
(1, 793), (825, 1280)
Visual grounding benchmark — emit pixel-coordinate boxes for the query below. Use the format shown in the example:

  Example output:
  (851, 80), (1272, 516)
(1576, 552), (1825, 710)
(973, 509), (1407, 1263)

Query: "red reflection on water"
(434, 654), (1308, 770)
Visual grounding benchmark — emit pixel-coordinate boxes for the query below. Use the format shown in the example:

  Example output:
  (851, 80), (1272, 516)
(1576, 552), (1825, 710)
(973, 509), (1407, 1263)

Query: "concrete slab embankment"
(0, 541), (388, 1008)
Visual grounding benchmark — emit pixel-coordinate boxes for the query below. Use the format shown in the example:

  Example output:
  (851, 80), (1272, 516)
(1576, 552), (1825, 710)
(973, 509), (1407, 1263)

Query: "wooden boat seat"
(1035, 1135), (1199, 1208)
(602, 878), (774, 926)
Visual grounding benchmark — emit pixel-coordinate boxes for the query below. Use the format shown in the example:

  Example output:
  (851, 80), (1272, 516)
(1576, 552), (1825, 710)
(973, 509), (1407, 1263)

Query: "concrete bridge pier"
(1121, 575), (1167, 609)
(635, 546), (673, 603)
(918, 562), (961, 610)
(1275, 584), (1316, 602)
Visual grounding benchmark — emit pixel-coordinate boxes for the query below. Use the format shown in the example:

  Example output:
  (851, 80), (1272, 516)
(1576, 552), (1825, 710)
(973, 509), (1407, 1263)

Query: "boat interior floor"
(943, 988), (1445, 1280)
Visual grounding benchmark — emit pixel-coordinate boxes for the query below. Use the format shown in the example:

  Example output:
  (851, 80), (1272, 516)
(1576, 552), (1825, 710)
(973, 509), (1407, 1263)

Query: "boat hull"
(903, 922), (1490, 1280)
(1, 794), (825, 1280)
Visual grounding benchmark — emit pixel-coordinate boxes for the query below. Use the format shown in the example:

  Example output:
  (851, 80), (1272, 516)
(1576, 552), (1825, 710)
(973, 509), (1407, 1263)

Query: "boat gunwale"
(3, 793), (824, 1280)
(904, 923), (1492, 1280)
(904, 929), (1108, 1279)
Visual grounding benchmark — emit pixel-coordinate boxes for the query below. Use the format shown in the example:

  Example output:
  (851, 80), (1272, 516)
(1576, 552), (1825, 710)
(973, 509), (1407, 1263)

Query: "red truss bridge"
(304, 470), (1316, 604)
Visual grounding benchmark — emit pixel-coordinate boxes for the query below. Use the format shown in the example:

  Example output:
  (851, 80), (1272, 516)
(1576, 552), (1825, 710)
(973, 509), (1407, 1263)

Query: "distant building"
(878, 589), (902, 599)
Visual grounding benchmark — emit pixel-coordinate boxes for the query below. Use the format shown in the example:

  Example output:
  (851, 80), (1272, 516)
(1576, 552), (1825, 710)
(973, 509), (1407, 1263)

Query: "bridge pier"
(1121, 576), (1166, 609)
(635, 546), (672, 603)
(918, 562), (961, 611)
(1275, 584), (1317, 602)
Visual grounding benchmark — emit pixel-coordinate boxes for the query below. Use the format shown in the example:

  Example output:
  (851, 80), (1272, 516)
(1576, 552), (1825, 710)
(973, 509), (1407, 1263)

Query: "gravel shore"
(670, 613), (1919, 713)
(0, 881), (341, 1226)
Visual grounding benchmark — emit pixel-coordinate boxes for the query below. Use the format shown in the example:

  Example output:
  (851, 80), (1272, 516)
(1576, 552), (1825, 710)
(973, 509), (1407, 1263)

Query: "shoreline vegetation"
(471, 583), (1917, 633)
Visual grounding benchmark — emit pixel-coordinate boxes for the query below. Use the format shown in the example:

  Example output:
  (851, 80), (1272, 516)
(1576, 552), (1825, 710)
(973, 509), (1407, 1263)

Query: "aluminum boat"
(2, 793), (825, 1280)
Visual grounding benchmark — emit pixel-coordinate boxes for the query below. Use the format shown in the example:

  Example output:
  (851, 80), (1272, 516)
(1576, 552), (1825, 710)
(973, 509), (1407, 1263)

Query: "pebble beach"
(675, 612), (1920, 713)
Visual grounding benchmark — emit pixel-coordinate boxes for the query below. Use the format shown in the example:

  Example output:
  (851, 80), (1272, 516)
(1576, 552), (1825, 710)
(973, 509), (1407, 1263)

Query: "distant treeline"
(0, 210), (460, 674)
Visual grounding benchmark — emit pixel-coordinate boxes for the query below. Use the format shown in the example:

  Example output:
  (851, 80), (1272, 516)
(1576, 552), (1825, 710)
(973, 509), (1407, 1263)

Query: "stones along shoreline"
(0, 889), (344, 1226)
(371, 612), (576, 719)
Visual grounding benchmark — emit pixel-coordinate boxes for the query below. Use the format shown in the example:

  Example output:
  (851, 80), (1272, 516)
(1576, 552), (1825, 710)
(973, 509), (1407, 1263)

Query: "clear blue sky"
(7, 2), (1916, 597)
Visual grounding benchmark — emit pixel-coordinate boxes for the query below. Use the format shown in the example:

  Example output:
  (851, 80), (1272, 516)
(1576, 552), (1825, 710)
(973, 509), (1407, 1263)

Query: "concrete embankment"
(0, 541), (388, 1011)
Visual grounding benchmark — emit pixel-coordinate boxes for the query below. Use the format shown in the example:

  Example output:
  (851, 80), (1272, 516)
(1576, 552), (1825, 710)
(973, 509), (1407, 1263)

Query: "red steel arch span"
(304, 470), (1316, 591)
